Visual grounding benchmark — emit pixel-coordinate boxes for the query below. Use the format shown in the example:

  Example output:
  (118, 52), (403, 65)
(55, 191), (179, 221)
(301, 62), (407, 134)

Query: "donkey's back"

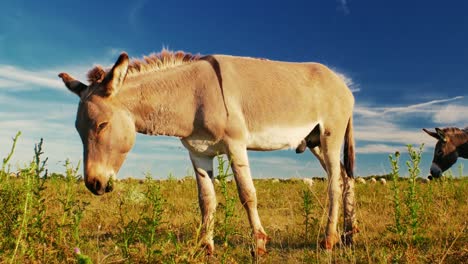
(210, 55), (354, 134)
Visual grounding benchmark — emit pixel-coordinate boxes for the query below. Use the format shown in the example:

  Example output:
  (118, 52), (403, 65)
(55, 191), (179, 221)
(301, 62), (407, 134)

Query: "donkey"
(423, 127), (468, 179)
(59, 50), (357, 254)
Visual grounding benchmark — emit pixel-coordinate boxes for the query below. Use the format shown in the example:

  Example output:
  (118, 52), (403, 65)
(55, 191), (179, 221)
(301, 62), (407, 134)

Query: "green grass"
(1, 136), (467, 263)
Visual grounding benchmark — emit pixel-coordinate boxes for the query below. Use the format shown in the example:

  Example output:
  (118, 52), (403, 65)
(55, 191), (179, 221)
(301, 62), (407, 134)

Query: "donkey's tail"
(343, 116), (355, 178)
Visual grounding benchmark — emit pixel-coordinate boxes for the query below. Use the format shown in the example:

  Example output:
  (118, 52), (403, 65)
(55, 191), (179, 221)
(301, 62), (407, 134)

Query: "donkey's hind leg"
(341, 170), (358, 245)
(310, 146), (341, 249)
(189, 152), (217, 255)
(310, 146), (358, 247)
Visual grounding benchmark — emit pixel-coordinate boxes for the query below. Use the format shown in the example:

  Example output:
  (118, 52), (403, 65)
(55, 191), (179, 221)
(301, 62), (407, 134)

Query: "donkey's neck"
(458, 142), (468, 159)
(454, 128), (468, 158)
(119, 65), (200, 138)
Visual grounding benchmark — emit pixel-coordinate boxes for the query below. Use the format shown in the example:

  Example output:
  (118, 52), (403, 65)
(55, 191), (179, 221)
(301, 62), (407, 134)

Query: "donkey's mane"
(87, 49), (201, 84)
(443, 127), (468, 144)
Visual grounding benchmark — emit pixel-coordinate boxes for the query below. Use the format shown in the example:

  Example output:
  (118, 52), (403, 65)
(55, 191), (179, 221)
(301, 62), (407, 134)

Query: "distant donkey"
(59, 50), (357, 255)
(423, 127), (468, 179)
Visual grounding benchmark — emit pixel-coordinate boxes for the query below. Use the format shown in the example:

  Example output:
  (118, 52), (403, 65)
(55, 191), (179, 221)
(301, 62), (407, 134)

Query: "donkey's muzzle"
(429, 163), (442, 179)
(86, 177), (113, 195)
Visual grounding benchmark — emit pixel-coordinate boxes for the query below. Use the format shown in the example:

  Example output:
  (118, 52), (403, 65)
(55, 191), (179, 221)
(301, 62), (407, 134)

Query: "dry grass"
(1, 175), (466, 263)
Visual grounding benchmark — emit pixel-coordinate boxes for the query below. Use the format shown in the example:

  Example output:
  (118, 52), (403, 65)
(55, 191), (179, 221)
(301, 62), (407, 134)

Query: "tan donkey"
(59, 50), (358, 254)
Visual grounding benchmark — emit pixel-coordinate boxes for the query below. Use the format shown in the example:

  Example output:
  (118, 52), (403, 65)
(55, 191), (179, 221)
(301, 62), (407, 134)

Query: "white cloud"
(355, 96), (464, 117)
(433, 104), (468, 124)
(357, 144), (405, 154)
(354, 124), (431, 145)
(0, 78), (23, 88)
(0, 127), (82, 174)
(0, 92), (80, 174)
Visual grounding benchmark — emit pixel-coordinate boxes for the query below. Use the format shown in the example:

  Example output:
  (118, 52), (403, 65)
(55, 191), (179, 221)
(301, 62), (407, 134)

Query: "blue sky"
(0, 0), (467, 179)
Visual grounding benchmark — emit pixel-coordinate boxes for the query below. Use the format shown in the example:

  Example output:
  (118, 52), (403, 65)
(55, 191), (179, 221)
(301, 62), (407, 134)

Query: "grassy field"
(1, 137), (467, 263)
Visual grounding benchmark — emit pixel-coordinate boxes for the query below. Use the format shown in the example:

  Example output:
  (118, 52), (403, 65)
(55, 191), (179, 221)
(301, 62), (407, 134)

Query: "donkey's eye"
(97, 122), (108, 133)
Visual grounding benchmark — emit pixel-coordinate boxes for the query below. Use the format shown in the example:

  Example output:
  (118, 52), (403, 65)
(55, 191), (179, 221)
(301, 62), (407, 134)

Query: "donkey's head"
(59, 53), (136, 195)
(423, 128), (458, 179)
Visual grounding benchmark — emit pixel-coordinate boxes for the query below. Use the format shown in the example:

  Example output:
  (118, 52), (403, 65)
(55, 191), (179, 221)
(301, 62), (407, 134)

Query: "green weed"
(301, 187), (315, 244)
(389, 151), (404, 236)
(215, 154), (237, 262)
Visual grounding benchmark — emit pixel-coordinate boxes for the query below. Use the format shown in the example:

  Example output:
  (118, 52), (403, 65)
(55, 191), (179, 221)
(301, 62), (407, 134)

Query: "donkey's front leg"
(227, 143), (269, 256)
(189, 152), (217, 255)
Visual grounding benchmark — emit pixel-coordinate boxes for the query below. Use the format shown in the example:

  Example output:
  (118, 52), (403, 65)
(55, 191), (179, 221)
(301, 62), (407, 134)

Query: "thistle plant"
(9, 137), (49, 262)
(1, 131), (21, 175)
(405, 144), (423, 243)
(389, 151), (404, 236)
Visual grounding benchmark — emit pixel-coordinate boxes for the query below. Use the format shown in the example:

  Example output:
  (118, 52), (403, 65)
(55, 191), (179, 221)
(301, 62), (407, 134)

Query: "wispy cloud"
(354, 96), (466, 154)
(381, 96), (464, 115)
(355, 96), (464, 118)
(0, 78), (22, 88)
(0, 65), (63, 90)
(0, 50), (124, 92)
(337, 0), (350, 15)
(357, 144), (403, 154)
(128, 0), (148, 29)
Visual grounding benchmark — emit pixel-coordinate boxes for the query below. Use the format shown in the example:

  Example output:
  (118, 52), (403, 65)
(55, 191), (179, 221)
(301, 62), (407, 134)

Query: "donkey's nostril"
(85, 177), (109, 195)
(105, 182), (114, 192)
(94, 179), (102, 191)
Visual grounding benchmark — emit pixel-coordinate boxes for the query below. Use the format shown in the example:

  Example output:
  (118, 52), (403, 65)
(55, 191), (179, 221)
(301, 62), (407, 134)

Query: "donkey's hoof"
(320, 234), (340, 250)
(202, 242), (214, 256)
(251, 247), (268, 258)
(341, 234), (353, 246)
(341, 226), (360, 246)
(251, 231), (269, 257)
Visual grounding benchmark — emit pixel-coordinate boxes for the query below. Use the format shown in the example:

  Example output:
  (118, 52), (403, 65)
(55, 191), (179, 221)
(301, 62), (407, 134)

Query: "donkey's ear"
(422, 128), (438, 139)
(102, 52), (129, 97)
(58, 73), (87, 97)
(435, 128), (447, 142)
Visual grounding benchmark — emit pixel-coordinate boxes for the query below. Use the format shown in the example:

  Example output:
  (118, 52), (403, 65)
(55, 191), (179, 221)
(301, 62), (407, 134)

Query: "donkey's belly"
(247, 123), (318, 151)
(180, 137), (226, 156)
(181, 123), (318, 154)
